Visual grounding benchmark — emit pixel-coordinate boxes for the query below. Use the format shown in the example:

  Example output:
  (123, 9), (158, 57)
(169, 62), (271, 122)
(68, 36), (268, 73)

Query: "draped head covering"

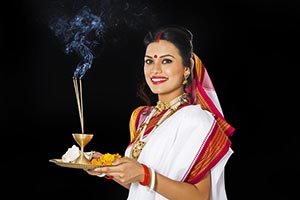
(185, 53), (235, 136)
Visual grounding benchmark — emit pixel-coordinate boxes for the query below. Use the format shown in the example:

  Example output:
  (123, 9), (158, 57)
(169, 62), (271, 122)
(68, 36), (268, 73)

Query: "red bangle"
(140, 164), (150, 186)
(104, 175), (113, 180)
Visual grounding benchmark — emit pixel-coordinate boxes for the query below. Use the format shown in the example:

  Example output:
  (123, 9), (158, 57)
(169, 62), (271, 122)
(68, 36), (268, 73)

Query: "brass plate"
(49, 159), (108, 169)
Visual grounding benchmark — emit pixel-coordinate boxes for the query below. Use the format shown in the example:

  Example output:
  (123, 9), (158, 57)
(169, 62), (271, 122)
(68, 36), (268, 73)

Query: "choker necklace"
(155, 93), (189, 114)
(130, 93), (189, 159)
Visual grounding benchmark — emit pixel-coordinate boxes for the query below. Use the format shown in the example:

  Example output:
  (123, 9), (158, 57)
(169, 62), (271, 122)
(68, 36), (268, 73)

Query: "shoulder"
(181, 104), (214, 118)
(178, 104), (215, 125)
(129, 105), (153, 125)
(130, 106), (149, 119)
(168, 105), (217, 138)
(129, 106), (151, 142)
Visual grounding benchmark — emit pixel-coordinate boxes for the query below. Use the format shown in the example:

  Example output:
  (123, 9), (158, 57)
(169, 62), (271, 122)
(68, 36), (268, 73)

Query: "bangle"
(140, 164), (150, 186)
(97, 173), (106, 177)
(147, 167), (155, 192)
(104, 175), (113, 180)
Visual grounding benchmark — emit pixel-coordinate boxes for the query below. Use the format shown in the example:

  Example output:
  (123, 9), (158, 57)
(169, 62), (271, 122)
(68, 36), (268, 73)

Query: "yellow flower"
(90, 153), (122, 165)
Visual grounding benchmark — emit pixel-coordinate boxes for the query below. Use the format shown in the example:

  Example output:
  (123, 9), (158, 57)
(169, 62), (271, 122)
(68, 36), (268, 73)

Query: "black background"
(1, 0), (298, 199)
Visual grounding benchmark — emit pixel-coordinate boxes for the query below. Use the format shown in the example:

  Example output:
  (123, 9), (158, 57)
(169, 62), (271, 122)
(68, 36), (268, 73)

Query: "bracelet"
(97, 173), (106, 177)
(147, 167), (155, 192)
(140, 164), (150, 186)
(104, 175), (113, 180)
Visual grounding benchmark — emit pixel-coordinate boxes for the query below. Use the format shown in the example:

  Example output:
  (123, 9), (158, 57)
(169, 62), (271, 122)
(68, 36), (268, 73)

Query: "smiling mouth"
(151, 77), (168, 84)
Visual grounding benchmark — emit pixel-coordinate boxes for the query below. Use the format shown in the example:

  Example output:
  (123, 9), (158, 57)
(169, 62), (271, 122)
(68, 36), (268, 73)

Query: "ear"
(184, 57), (194, 77)
(184, 67), (190, 77)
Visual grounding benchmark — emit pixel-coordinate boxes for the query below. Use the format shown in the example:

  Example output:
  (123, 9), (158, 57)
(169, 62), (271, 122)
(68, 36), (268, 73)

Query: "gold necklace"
(130, 93), (189, 160)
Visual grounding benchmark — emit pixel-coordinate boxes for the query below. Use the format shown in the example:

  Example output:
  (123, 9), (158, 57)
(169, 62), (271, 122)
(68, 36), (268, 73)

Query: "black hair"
(144, 25), (193, 67)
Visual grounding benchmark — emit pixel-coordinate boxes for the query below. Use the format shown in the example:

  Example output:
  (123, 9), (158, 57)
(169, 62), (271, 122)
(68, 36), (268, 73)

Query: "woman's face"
(144, 40), (190, 102)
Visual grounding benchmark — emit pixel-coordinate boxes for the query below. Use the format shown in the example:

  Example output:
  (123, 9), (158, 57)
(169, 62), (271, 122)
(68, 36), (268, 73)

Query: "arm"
(154, 170), (211, 200)
(92, 157), (211, 200)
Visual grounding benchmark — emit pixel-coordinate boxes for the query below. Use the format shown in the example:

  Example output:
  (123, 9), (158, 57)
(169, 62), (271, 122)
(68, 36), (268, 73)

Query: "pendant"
(131, 140), (146, 159)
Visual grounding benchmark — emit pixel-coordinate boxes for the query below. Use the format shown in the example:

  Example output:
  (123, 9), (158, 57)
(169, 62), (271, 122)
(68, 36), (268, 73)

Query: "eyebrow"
(144, 54), (175, 59)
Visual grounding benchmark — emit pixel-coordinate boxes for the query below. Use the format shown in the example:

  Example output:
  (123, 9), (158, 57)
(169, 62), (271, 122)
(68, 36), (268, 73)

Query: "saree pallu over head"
(185, 53), (235, 136)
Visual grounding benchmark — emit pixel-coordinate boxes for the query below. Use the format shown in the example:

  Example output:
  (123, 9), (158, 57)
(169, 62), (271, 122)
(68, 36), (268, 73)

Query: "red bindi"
(154, 54), (158, 58)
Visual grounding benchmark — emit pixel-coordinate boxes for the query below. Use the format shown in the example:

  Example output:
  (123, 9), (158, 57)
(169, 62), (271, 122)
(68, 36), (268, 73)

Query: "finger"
(112, 156), (130, 165)
(91, 152), (102, 158)
(94, 166), (117, 173)
(85, 170), (101, 176)
(85, 168), (104, 176)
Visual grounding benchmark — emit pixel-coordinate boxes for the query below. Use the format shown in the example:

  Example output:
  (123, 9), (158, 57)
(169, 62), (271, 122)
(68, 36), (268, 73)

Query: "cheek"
(143, 66), (148, 76)
(144, 67), (151, 82)
(144, 65), (152, 75)
(165, 67), (183, 79)
(168, 70), (185, 85)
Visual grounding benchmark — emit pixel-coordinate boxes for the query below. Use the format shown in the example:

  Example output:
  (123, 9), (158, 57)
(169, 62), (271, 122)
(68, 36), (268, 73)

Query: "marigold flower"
(90, 153), (122, 165)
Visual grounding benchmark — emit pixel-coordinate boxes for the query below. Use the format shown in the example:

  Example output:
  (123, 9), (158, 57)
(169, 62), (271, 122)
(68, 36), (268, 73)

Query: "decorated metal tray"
(49, 159), (108, 169)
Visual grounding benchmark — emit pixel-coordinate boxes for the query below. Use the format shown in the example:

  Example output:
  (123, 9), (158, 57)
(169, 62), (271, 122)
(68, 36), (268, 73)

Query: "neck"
(156, 93), (188, 112)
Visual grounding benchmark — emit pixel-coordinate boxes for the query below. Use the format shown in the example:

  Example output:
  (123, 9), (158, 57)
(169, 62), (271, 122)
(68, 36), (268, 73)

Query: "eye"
(144, 59), (153, 65)
(162, 59), (172, 64)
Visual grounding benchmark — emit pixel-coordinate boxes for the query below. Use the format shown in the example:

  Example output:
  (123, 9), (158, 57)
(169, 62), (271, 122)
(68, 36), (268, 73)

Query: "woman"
(86, 26), (235, 200)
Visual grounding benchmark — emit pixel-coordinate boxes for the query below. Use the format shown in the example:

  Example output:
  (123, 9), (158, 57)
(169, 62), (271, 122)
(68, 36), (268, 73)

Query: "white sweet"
(62, 145), (80, 163)
(61, 145), (93, 163)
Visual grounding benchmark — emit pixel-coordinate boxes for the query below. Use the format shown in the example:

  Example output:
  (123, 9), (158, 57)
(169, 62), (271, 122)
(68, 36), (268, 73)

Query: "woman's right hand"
(84, 168), (106, 177)
(84, 151), (105, 177)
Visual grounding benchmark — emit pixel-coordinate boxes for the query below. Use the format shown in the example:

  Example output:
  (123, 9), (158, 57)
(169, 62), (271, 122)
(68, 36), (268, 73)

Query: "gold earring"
(182, 75), (188, 85)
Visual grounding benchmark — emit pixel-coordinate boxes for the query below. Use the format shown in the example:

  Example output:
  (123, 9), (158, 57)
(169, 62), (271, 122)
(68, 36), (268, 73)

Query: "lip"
(150, 76), (168, 85)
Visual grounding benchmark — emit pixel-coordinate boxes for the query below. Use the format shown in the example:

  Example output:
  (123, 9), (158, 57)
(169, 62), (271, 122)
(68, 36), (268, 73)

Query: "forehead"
(145, 40), (180, 56)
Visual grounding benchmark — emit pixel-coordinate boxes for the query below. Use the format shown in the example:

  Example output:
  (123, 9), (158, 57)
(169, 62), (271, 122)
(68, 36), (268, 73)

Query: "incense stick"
(73, 78), (84, 133)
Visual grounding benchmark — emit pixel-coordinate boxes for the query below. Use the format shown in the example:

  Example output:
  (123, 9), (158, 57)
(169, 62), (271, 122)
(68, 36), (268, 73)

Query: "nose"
(151, 62), (162, 74)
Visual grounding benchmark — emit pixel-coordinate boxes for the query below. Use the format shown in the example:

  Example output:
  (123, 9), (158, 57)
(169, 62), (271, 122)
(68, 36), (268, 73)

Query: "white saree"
(124, 105), (233, 200)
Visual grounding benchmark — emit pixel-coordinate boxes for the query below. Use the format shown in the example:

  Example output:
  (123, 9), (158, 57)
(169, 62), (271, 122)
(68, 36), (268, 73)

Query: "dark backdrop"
(1, 0), (298, 199)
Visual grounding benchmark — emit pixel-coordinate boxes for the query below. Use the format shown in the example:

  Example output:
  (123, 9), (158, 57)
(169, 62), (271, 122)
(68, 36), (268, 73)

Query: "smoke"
(49, 6), (105, 79)
(47, 0), (158, 79)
